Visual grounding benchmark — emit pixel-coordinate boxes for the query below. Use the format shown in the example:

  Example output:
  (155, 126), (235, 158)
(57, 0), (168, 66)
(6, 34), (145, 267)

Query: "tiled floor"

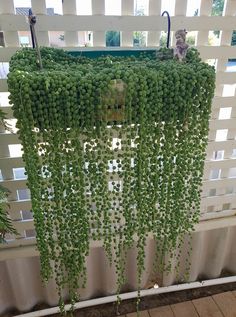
(120, 291), (236, 317)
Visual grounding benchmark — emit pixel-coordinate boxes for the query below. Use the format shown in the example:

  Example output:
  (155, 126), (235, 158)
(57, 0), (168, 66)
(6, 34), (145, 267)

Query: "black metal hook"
(28, 9), (43, 69)
(161, 11), (171, 48)
(28, 9), (36, 48)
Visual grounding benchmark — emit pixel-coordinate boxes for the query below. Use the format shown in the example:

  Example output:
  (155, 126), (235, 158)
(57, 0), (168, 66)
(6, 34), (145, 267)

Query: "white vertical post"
(121, 0), (133, 47)
(0, 0), (19, 47)
(175, 0), (188, 16)
(31, 0), (50, 46)
(31, 0), (47, 14)
(0, 0), (15, 13)
(217, 0), (236, 72)
(62, 0), (78, 46)
(196, 0), (213, 46)
(92, 0), (105, 47)
(147, 0), (161, 46)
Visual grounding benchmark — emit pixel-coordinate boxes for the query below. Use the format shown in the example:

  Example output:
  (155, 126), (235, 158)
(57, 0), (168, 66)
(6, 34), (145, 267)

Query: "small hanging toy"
(174, 29), (189, 61)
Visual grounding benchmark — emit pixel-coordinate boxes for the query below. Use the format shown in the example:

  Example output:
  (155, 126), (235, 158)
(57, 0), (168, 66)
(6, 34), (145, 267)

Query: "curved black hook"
(161, 11), (171, 48)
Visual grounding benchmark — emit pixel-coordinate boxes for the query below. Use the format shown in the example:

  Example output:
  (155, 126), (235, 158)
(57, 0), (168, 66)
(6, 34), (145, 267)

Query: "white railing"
(0, 0), (236, 259)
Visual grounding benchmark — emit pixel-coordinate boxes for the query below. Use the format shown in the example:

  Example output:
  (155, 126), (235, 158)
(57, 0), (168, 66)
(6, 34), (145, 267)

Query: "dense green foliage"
(8, 47), (215, 312)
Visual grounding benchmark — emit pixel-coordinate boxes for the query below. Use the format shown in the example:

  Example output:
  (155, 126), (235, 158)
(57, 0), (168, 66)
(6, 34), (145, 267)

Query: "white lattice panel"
(0, 0), (236, 258)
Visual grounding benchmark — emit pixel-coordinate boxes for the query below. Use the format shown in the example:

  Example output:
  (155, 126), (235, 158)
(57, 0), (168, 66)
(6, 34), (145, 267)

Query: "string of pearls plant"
(8, 47), (215, 313)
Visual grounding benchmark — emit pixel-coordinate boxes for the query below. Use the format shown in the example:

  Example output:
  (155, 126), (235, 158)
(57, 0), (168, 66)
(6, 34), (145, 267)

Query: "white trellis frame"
(0, 0), (236, 260)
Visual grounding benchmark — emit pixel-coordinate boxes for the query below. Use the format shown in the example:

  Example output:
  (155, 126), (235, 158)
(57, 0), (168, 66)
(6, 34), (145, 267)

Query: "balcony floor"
(116, 291), (236, 317)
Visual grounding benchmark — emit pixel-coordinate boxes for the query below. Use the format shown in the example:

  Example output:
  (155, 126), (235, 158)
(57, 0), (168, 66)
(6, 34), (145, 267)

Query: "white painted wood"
(1, 179), (27, 191)
(175, 0), (188, 16)
(121, 0), (133, 47)
(207, 140), (236, 152)
(3, 31), (19, 47)
(0, 157), (24, 169)
(199, 0), (213, 16)
(9, 200), (32, 213)
(121, 0), (133, 15)
(147, 0), (161, 46)
(209, 118), (236, 130)
(0, 79), (8, 92)
(201, 194), (236, 207)
(31, 0), (47, 14)
(14, 219), (34, 231)
(62, 0), (77, 15)
(217, 0), (236, 73)
(92, 0), (105, 46)
(1, 15), (236, 32)
(62, 0), (78, 46)
(0, 132), (20, 146)
(92, 0), (105, 15)
(202, 177), (236, 192)
(31, 0), (49, 47)
(196, 0), (213, 46)
(204, 158), (236, 170)
(0, 0), (15, 14)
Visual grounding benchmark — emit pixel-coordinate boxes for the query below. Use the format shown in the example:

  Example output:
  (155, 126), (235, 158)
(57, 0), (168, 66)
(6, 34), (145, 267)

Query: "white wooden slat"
(196, 0), (213, 46)
(62, 0), (78, 46)
(2, 31), (19, 48)
(147, 0), (161, 46)
(121, 0), (133, 47)
(199, 0), (213, 16)
(0, 0), (15, 14)
(202, 177), (236, 192)
(201, 194), (236, 206)
(175, 0), (188, 16)
(31, 0), (47, 14)
(217, 0), (236, 72)
(91, 0), (105, 47)
(0, 133), (20, 146)
(0, 1), (18, 47)
(0, 244), (38, 261)
(0, 79), (8, 92)
(205, 158), (236, 170)
(212, 96), (236, 108)
(207, 140), (236, 153)
(200, 209), (236, 220)
(0, 237), (36, 250)
(224, 0), (236, 15)
(13, 219), (34, 231)
(31, 0), (50, 46)
(0, 157), (24, 169)
(9, 199), (31, 212)
(1, 15), (236, 32)
(195, 215), (236, 231)
(209, 118), (236, 130)
(1, 179), (27, 192)
(216, 72), (236, 84)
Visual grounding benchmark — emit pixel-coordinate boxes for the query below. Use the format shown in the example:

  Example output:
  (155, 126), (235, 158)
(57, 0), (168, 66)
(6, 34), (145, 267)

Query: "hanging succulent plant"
(8, 47), (215, 312)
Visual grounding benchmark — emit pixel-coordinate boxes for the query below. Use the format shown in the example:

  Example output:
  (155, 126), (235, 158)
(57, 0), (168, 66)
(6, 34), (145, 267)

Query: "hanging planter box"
(8, 47), (215, 312)
(8, 47), (214, 130)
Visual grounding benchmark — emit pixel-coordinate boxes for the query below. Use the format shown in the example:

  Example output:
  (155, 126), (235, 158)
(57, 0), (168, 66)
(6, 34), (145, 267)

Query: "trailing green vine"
(8, 47), (215, 312)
